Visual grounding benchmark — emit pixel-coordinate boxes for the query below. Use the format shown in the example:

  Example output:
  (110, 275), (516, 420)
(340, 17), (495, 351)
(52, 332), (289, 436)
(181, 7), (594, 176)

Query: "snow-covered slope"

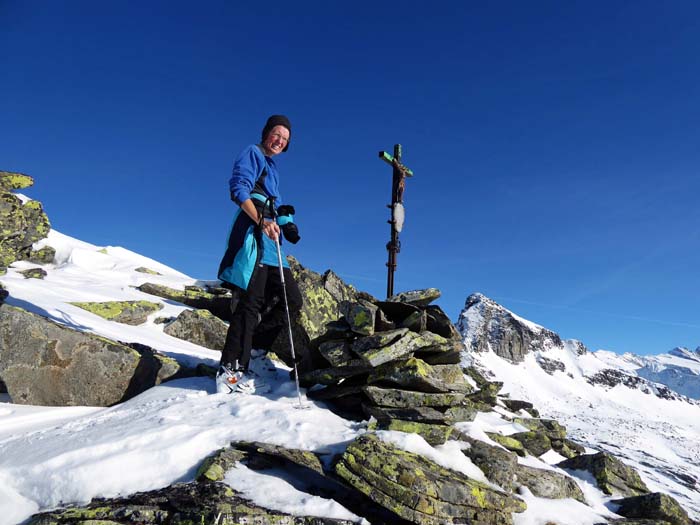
(458, 294), (700, 520)
(2, 231), (698, 524)
(596, 346), (700, 400)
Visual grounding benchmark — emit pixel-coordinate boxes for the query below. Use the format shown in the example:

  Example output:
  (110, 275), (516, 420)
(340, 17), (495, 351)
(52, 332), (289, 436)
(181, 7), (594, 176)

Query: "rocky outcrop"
(0, 170), (50, 270)
(163, 308), (227, 350)
(462, 437), (518, 492)
(137, 282), (232, 322)
(558, 452), (649, 497)
(611, 493), (693, 525)
(71, 300), (163, 325)
(456, 293), (588, 363)
(19, 267), (47, 279)
(0, 304), (185, 406)
(587, 369), (686, 402)
(28, 246), (55, 264)
(27, 481), (357, 525)
(514, 464), (585, 502)
(334, 433), (526, 525)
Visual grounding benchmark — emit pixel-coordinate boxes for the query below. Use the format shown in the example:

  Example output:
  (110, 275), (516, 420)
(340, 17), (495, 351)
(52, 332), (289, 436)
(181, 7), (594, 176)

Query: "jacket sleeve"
(229, 145), (264, 206)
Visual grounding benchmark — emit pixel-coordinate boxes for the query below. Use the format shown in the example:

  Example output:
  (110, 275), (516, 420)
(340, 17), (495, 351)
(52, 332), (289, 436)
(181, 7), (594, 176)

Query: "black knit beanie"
(261, 115), (291, 152)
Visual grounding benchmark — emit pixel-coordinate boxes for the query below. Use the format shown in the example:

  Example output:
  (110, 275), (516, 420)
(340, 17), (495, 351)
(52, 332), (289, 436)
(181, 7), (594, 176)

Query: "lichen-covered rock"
(611, 493), (692, 525)
(485, 433), (527, 457)
(512, 417), (567, 440)
(231, 441), (326, 476)
(373, 419), (457, 446)
(135, 266), (162, 275)
(557, 438), (586, 458)
(368, 357), (469, 393)
(28, 246), (55, 264)
(514, 464), (586, 502)
(0, 170), (34, 190)
(195, 448), (248, 482)
(502, 399), (538, 416)
(71, 300), (163, 325)
(335, 433), (526, 525)
(354, 330), (434, 368)
(162, 308), (227, 351)
(386, 288), (441, 307)
(0, 283), (7, 304)
(322, 269), (360, 304)
(0, 304), (185, 406)
(27, 481), (357, 525)
(1, 192), (50, 268)
(340, 299), (377, 336)
(425, 304), (462, 340)
(362, 385), (466, 408)
(558, 452), (650, 497)
(19, 267), (47, 279)
(364, 404), (454, 425)
(300, 363), (372, 386)
(510, 431), (552, 457)
(462, 437), (518, 492)
(137, 282), (232, 322)
(318, 339), (355, 367)
(401, 308), (427, 332)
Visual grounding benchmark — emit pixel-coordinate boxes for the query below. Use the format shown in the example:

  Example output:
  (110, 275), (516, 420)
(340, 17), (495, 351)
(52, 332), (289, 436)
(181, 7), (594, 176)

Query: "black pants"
(221, 264), (303, 371)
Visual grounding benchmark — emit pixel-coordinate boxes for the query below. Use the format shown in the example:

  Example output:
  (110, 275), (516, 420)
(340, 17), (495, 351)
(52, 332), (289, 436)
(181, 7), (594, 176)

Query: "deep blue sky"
(3, 1), (699, 356)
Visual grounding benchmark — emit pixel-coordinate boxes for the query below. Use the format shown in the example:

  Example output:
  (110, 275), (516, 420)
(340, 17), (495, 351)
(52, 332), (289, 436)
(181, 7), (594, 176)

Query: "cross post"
(378, 144), (414, 298)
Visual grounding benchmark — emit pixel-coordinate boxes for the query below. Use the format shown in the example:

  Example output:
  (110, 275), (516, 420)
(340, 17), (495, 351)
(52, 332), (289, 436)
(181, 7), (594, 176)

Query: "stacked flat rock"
(303, 288), (476, 445)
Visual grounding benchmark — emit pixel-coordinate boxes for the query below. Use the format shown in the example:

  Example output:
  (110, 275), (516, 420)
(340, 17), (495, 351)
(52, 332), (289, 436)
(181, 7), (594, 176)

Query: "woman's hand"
(261, 220), (280, 241)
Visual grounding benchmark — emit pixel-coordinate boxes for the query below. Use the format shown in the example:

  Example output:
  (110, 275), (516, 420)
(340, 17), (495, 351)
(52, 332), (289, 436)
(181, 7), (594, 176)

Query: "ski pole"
(274, 235), (305, 409)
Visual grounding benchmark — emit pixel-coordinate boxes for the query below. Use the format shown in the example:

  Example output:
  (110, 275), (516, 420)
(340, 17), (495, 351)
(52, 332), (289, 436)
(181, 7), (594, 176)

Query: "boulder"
(372, 419), (457, 446)
(362, 385), (466, 408)
(0, 191), (50, 269)
(353, 330), (430, 368)
(512, 417), (567, 440)
(27, 481), (357, 525)
(368, 357), (470, 393)
(28, 246), (55, 264)
(0, 283), (7, 304)
(137, 282), (232, 322)
(0, 170), (34, 190)
(135, 266), (162, 275)
(611, 493), (692, 525)
(558, 452), (650, 497)
(71, 300), (163, 325)
(401, 308), (428, 332)
(18, 268), (47, 280)
(300, 364), (372, 387)
(510, 431), (552, 457)
(335, 433), (526, 525)
(162, 308), (227, 351)
(485, 433), (527, 457)
(364, 404), (454, 425)
(0, 304), (185, 406)
(318, 339), (355, 367)
(386, 288), (441, 307)
(425, 305), (462, 340)
(514, 464), (586, 502)
(340, 299), (377, 336)
(462, 437), (518, 492)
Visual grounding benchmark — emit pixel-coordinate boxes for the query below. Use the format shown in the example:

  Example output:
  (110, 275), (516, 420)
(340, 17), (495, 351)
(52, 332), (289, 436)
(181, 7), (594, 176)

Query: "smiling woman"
(216, 115), (306, 395)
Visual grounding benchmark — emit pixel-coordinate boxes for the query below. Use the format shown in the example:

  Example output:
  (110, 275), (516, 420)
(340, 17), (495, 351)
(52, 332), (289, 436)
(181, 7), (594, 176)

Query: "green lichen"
(70, 300), (163, 325)
(135, 266), (161, 275)
(97, 248), (109, 254)
(471, 486), (487, 508)
(0, 171), (33, 190)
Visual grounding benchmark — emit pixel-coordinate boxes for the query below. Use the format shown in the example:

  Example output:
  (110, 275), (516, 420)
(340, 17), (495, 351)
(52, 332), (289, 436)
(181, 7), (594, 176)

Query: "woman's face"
(262, 125), (290, 156)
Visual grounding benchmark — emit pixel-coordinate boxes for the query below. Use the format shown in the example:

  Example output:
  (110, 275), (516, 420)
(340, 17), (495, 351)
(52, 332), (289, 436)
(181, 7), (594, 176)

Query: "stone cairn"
(300, 288), (478, 442)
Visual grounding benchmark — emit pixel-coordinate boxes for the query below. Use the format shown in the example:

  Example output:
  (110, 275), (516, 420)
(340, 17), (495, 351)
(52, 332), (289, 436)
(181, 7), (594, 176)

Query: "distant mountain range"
(456, 292), (700, 518)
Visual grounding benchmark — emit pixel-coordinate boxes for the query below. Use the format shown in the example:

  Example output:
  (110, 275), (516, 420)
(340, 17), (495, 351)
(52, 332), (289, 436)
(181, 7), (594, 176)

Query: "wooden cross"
(378, 144), (414, 298)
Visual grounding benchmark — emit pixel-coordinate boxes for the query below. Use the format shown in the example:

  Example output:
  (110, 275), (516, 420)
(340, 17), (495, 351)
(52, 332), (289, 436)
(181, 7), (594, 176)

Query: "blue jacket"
(218, 145), (292, 290)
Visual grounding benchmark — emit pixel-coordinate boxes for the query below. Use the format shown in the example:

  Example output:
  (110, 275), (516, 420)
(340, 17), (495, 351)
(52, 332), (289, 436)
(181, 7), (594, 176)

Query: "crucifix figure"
(378, 144), (414, 298)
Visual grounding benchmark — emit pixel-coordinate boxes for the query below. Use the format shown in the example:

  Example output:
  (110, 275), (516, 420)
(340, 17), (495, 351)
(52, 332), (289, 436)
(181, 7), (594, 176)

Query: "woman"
(216, 115), (303, 394)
